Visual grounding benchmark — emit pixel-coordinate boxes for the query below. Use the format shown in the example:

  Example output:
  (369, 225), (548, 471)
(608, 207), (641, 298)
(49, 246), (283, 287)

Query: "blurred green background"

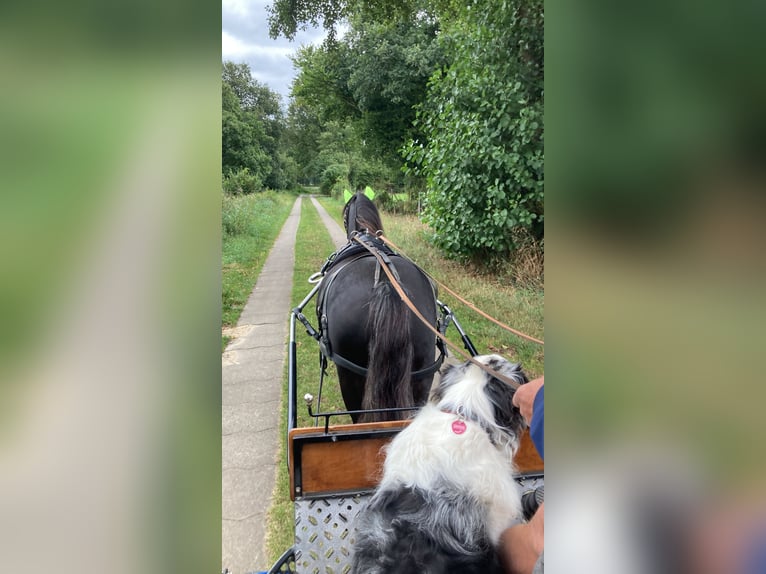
(547, 0), (766, 483)
(0, 1), (220, 573)
(1, 0), (765, 572)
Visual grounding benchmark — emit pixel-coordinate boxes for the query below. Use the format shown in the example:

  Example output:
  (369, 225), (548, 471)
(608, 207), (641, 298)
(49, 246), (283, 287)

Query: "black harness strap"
(316, 233), (443, 381)
(329, 347), (446, 379)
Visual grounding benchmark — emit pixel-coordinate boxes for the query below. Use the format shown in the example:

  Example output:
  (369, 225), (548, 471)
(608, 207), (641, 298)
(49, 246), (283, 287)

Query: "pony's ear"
(342, 194), (356, 233)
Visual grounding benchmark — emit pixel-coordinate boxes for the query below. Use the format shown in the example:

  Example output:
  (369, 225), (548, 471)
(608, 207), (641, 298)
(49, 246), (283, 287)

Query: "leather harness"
(316, 234), (445, 379)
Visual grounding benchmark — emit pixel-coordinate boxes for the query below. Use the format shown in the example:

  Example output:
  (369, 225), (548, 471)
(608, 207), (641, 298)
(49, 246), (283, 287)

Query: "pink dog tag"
(451, 420), (466, 434)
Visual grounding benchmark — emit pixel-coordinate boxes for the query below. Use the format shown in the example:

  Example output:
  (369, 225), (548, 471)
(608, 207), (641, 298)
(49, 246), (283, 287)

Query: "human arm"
(512, 376), (543, 424)
(500, 502), (544, 574)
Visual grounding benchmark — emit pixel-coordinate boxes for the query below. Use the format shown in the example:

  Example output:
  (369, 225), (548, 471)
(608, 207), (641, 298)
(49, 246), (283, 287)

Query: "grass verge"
(222, 191), (294, 339)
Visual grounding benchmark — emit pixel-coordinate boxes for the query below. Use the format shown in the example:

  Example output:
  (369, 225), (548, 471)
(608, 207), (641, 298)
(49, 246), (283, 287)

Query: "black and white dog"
(351, 354), (529, 574)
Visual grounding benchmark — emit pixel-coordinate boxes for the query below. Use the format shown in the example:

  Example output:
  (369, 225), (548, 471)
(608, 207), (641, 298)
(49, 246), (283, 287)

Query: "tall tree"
(287, 13), (443, 187)
(283, 101), (325, 184)
(404, 0), (544, 260)
(344, 16), (444, 166)
(221, 62), (287, 190)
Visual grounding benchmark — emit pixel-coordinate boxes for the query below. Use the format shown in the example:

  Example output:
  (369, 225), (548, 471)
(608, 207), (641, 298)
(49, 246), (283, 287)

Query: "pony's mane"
(343, 192), (384, 236)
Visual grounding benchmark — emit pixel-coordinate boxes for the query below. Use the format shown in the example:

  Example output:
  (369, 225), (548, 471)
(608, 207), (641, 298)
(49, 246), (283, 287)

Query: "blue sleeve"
(530, 385), (544, 460)
(745, 523), (766, 574)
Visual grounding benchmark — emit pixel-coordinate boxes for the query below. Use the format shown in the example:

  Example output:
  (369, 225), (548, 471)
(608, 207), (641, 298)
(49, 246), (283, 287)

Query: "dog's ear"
(484, 355), (528, 385)
(431, 362), (463, 402)
(485, 373), (527, 435)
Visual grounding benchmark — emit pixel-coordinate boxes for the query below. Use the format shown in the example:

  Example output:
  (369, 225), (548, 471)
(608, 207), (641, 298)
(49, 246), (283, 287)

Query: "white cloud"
(221, 0), (254, 19)
(222, 30), (293, 60)
(222, 0), (330, 101)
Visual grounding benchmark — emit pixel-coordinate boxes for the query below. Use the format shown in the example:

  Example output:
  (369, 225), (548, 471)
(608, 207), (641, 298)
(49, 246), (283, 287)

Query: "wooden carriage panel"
(289, 420), (408, 500)
(516, 429), (544, 474)
(289, 421), (543, 500)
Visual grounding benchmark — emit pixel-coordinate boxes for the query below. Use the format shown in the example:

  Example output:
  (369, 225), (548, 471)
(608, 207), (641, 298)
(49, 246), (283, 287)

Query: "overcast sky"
(221, 0), (327, 104)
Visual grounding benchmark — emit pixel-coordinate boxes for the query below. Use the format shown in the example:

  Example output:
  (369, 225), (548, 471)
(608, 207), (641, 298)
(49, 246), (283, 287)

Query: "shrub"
(270, 153), (299, 191)
(223, 167), (263, 195)
(377, 190), (418, 215)
(222, 193), (253, 236)
(403, 0), (544, 262)
(349, 158), (397, 192)
(320, 163), (350, 195)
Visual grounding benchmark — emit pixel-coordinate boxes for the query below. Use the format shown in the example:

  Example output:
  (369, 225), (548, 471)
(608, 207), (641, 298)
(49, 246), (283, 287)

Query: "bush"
(320, 163), (349, 195)
(222, 193), (254, 236)
(403, 0), (544, 262)
(377, 190), (419, 215)
(349, 158), (397, 192)
(223, 167), (263, 195)
(270, 153), (299, 191)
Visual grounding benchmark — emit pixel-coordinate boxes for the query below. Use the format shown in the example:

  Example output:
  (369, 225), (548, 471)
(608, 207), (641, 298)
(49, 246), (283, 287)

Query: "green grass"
(265, 197), (350, 564)
(221, 191), (295, 333)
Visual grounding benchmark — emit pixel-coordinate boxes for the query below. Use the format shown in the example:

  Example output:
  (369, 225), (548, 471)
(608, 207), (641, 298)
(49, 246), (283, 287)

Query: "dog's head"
(432, 354), (528, 451)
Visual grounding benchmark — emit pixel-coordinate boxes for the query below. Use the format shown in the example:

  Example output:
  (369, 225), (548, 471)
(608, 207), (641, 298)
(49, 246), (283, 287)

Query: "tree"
(287, 13), (443, 192)
(272, 0), (545, 263)
(221, 61), (287, 191)
(267, 0), (429, 41)
(404, 0), (544, 260)
(344, 16), (444, 166)
(283, 101), (325, 184)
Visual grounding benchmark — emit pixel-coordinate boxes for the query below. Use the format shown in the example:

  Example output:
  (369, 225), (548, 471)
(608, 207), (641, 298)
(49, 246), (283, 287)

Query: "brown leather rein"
(351, 232), (532, 390)
(375, 233), (544, 346)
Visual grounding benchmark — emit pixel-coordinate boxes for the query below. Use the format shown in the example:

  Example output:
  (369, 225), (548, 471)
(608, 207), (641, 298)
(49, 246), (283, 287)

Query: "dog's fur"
(351, 354), (529, 574)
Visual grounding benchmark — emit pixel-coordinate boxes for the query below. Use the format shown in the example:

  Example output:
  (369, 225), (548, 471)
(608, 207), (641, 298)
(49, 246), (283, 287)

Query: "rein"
(351, 233), (524, 391)
(376, 233), (544, 346)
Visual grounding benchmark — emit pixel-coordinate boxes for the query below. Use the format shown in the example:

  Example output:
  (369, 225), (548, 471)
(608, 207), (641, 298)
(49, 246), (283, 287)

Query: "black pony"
(316, 192), (441, 423)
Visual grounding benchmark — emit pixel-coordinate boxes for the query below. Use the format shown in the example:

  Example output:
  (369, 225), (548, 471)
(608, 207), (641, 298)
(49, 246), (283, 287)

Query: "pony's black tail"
(362, 280), (414, 422)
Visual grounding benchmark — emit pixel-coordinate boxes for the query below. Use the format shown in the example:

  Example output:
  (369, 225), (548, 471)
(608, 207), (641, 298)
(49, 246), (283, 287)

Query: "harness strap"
(317, 232), (441, 380)
(327, 347), (446, 379)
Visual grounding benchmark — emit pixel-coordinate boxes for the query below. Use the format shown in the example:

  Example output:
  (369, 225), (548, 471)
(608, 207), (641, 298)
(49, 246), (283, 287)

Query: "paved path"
(221, 197), (302, 574)
(310, 196), (347, 249)
(221, 196), (346, 574)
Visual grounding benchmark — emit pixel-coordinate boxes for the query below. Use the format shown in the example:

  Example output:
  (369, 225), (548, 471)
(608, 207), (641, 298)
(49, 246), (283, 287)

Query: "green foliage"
(344, 17), (445, 165)
(222, 61), (288, 190)
(287, 15), (444, 192)
(403, 0), (543, 261)
(291, 45), (360, 123)
(272, 152), (299, 190)
(283, 101), (324, 184)
(222, 167), (263, 196)
(267, 0), (350, 40)
(320, 163), (349, 196)
(376, 189), (419, 214)
(349, 156), (395, 191)
(272, 0), (544, 268)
